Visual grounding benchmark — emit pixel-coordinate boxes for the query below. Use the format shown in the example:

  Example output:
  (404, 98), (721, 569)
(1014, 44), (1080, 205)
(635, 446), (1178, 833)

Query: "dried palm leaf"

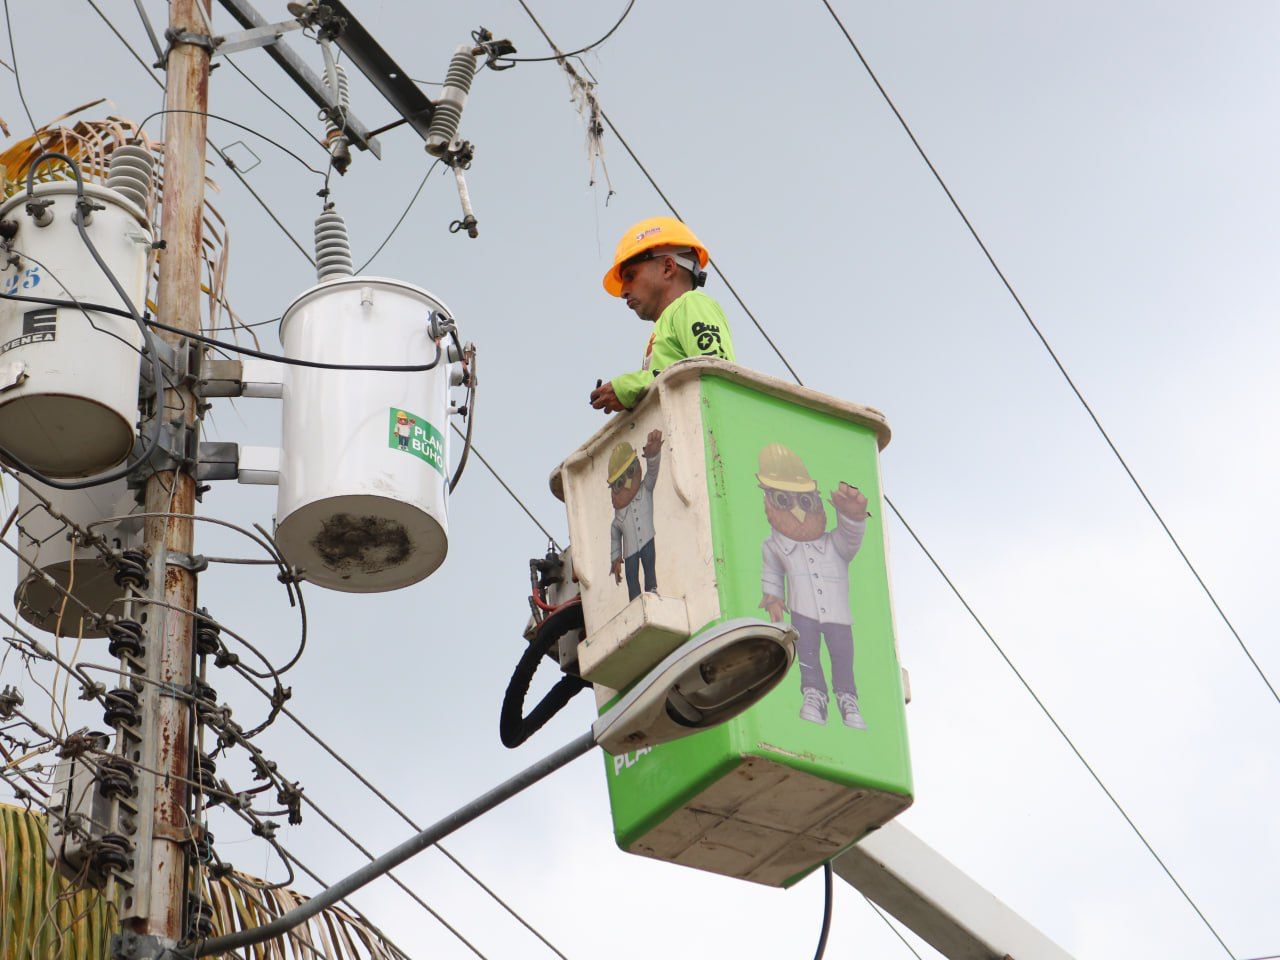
(0, 102), (257, 346)
(0, 804), (410, 960)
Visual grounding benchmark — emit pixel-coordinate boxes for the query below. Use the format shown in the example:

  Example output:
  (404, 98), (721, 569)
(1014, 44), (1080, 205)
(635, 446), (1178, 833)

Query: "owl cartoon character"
(608, 429), (663, 601)
(394, 411), (416, 450)
(757, 443), (870, 729)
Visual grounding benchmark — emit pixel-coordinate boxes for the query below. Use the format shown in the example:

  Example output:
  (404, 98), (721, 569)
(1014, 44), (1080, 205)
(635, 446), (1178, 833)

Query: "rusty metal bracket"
(164, 552), (209, 574)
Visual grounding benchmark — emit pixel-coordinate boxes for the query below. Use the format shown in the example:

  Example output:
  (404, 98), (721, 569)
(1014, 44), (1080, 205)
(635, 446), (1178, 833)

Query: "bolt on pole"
(133, 0), (212, 945)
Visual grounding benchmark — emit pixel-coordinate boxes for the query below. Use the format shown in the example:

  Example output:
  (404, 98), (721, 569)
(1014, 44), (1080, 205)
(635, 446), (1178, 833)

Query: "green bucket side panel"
(604, 373), (912, 854)
(602, 717), (737, 850)
(702, 376), (912, 799)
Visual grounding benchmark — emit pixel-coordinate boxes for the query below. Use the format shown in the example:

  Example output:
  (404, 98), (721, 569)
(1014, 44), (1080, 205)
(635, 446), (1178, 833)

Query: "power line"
(862, 895), (925, 960)
(816, 0), (1277, 709)
(83, 0), (316, 266)
(2, 0), (47, 149)
(512, 4), (1238, 956)
(357, 158), (443, 274)
(499, 0), (637, 63)
(80, 5), (571, 957)
(236, 668), (572, 960)
(885, 496), (1237, 958)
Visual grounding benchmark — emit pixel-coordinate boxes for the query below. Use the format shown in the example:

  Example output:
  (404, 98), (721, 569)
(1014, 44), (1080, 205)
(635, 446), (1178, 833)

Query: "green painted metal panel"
(602, 372), (912, 884)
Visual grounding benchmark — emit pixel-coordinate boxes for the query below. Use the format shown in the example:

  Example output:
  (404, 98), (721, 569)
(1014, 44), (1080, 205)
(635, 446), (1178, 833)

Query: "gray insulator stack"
(314, 208), (354, 282)
(425, 45), (477, 156)
(105, 145), (156, 211)
(323, 64), (350, 148)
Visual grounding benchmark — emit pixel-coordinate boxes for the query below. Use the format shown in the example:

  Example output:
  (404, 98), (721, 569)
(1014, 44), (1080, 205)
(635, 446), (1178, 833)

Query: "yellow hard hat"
(607, 442), (639, 484)
(602, 216), (710, 297)
(756, 444), (816, 492)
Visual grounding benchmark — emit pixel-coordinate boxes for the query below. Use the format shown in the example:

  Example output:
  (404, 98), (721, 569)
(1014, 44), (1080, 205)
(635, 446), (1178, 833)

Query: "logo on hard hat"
(634, 226), (662, 242)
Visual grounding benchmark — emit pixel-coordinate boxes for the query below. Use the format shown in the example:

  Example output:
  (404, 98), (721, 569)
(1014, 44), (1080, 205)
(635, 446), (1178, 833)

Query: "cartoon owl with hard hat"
(607, 429), (663, 601)
(757, 443), (870, 730)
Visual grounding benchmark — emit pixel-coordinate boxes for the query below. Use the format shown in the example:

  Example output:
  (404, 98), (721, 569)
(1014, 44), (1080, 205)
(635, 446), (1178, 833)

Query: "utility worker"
(589, 217), (735, 413)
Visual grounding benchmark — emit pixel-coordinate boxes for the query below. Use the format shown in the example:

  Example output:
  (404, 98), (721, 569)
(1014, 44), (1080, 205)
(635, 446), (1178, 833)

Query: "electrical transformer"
(274, 274), (455, 592)
(14, 477), (144, 638)
(0, 150), (154, 477)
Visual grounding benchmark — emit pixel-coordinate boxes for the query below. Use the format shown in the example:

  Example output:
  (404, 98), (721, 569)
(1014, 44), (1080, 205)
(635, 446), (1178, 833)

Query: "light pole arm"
(192, 731), (597, 957)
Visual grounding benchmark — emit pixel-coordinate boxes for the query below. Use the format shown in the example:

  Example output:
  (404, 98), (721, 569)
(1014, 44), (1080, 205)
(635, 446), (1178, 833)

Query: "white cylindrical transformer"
(275, 277), (452, 592)
(0, 182), (151, 477)
(14, 478), (143, 638)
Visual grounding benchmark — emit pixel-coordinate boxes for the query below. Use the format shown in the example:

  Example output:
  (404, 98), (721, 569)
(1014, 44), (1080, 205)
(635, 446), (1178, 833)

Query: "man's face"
(619, 256), (669, 322)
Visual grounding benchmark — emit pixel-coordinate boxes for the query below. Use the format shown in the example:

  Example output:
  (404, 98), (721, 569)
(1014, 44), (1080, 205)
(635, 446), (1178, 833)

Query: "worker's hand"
(643, 429), (663, 458)
(831, 482), (868, 521)
(611, 558), (623, 584)
(590, 380), (626, 413)
(760, 594), (786, 623)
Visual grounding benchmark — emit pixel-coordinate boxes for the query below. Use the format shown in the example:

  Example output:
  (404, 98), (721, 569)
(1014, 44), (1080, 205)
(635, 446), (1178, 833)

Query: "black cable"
(79, 0), (318, 267)
(0, 253), (187, 407)
(356, 159), (443, 274)
(885, 494), (1237, 958)
(136, 108), (326, 176)
(862, 895), (924, 959)
(2, 0), (46, 150)
(816, 0), (1277, 711)
(812, 862), (833, 960)
(450, 424), (563, 550)
(221, 54), (328, 151)
(515, 6), (1240, 955)
(142, 316), (446, 372)
(3, 153), (165, 492)
(498, 0), (636, 63)
(449, 338), (475, 494)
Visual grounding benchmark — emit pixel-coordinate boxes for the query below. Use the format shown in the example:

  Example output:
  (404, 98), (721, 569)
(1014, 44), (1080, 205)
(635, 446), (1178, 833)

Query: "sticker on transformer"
(387, 407), (444, 475)
(1, 308), (57, 355)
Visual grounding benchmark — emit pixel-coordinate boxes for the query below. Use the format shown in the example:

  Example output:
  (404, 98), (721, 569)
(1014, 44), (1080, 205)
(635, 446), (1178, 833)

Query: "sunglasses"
(765, 490), (821, 513)
(610, 462), (640, 490)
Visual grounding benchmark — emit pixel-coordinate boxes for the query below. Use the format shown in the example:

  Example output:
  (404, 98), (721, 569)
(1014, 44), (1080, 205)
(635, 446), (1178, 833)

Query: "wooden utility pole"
(137, 0), (212, 943)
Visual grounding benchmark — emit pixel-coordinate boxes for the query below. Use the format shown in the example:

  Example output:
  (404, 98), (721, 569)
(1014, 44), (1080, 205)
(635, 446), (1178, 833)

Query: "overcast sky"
(3, 1), (1278, 958)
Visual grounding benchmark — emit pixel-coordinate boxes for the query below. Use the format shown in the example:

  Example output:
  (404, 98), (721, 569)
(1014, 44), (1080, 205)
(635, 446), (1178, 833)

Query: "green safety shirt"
(611, 290), (736, 408)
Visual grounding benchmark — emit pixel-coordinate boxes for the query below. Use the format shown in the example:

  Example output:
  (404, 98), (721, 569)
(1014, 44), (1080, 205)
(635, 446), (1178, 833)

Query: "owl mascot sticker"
(608, 429), (663, 601)
(757, 443), (870, 729)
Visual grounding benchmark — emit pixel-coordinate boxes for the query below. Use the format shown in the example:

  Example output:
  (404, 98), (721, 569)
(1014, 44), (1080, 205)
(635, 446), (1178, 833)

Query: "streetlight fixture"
(181, 618), (796, 959)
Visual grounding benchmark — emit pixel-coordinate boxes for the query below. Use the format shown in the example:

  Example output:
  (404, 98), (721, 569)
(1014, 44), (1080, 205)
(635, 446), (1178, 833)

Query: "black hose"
(500, 600), (590, 749)
(813, 862), (834, 960)
(3, 152), (165, 490)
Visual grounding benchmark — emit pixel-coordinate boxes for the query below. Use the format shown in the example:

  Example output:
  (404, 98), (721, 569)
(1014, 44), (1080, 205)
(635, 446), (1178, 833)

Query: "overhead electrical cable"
(815, 0), (1277, 709)
(512, 4), (1239, 957)
(81, 7), (570, 958)
(236, 668), (573, 960)
(498, 0), (637, 63)
(2, 0), (47, 149)
(887, 503), (1237, 958)
(862, 896), (926, 960)
(357, 158), (444, 273)
(83, 0), (316, 266)
(136, 108), (327, 176)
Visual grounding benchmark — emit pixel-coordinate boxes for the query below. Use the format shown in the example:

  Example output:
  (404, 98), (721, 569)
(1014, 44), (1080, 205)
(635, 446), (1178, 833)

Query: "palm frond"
(0, 804), (408, 960)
